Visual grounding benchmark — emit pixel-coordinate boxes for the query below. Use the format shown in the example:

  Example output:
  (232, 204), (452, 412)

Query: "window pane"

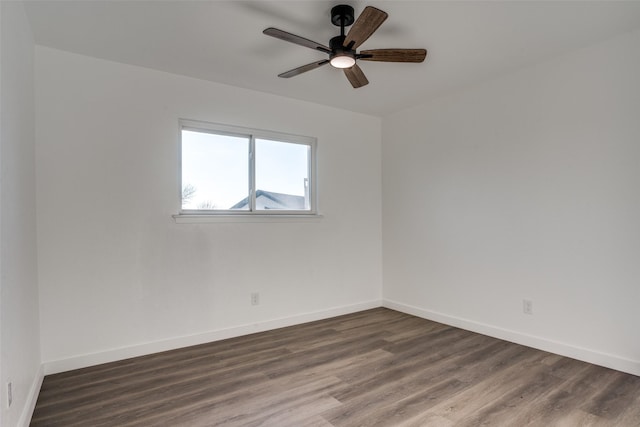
(255, 139), (310, 211)
(181, 130), (249, 210)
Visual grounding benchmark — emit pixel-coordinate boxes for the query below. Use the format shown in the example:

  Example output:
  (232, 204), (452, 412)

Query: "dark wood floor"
(31, 308), (640, 426)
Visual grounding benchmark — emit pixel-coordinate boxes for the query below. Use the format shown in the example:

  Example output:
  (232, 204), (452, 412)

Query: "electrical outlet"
(7, 382), (12, 408)
(523, 299), (533, 315)
(251, 292), (260, 306)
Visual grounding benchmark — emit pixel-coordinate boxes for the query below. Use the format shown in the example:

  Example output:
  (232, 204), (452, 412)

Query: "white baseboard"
(383, 299), (640, 377)
(18, 364), (44, 427)
(43, 300), (382, 375)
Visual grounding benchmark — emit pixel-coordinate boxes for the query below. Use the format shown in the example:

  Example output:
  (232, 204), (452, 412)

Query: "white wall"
(0, 1), (42, 426)
(35, 47), (383, 371)
(30, 3), (639, 391)
(382, 29), (640, 375)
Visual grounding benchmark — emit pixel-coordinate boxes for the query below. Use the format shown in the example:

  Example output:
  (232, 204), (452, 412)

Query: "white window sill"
(172, 213), (324, 223)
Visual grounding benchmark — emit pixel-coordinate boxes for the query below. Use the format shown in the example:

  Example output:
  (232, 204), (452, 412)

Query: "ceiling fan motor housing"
(329, 35), (356, 68)
(330, 35), (353, 54)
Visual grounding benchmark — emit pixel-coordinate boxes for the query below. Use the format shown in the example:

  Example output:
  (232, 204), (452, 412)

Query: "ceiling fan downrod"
(331, 4), (354, 36)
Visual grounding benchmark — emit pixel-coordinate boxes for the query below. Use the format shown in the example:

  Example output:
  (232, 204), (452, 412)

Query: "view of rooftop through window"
(181, 128), (311, 211)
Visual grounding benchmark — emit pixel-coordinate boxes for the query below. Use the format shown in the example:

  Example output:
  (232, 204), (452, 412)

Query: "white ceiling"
(24, 1), (640, 117)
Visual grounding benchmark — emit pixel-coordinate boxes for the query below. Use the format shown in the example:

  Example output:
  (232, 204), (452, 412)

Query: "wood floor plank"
(120, 374), (343, 427)
(552, 409), (618, 427)
(514, 363), (613, 426)
(36, 346), (290, 410)
(328, 332), (501, 404)
(30, 308), (640, 426)
(377, 340), (546, 426)
(454, 371), (566, 426)
(582, 371), (640, 420)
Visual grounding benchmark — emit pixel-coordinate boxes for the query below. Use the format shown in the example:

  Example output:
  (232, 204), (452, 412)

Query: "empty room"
(2, 1), (640, 426)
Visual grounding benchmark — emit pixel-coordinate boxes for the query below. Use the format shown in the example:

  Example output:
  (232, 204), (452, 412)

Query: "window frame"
(177, 119), (318, 217)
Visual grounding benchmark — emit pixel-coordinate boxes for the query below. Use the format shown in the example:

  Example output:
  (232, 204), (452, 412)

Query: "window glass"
(255, 139), (310, 210)
(181, 130), (249, 210)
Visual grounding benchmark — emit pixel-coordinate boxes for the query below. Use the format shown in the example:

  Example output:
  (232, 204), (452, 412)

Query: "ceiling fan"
(263, 4), (427, 88)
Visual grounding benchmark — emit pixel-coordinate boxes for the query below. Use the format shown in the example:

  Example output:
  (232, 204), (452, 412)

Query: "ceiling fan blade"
(359, 49), (427, 63)
(278, 60), (330, 78)
(263, 28), (331, 54)
(343, 6), (388, 50)
(344, 64), (369, 88)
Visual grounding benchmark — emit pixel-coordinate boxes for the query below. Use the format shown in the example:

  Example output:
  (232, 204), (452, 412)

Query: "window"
(179, 120), (316, 215)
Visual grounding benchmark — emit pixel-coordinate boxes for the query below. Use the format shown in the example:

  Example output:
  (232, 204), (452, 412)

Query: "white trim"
(383, 299), (640, 377)
(43, 300), (381, 375)
(173, 213), (324, 223)
(179, 119), (315, 146)
(18, 364), (44, 427)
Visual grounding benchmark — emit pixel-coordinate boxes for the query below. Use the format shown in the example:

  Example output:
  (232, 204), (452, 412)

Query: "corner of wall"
(18, 365), (44, 427)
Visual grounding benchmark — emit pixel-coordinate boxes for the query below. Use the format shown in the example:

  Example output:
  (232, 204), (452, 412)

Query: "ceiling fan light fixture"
(330, 54), (356, 69)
